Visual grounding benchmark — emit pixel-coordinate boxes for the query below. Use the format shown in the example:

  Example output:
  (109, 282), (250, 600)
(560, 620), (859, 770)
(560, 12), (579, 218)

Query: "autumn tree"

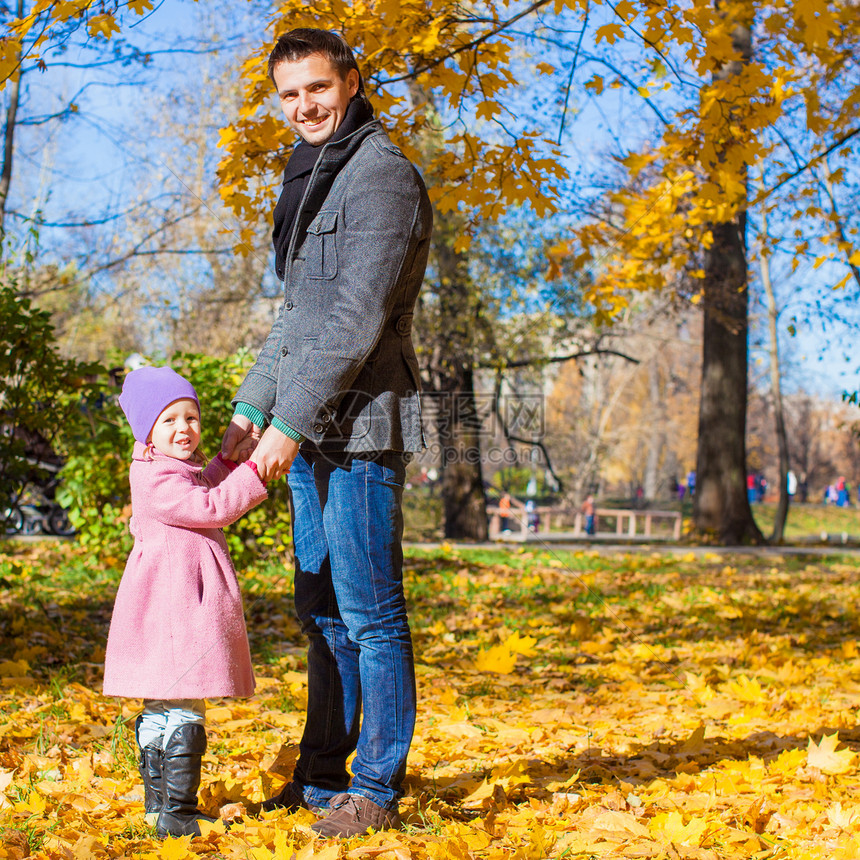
(0, 1), (172, 240)
(0, 1), (282, 360)
(14, 0), (860, 542)
(565, 1), (860, 542)
(544, 301), (699, 503)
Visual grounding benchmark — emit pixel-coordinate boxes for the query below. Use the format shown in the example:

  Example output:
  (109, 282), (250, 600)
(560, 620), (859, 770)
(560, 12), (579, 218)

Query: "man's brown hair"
(268, 28), (367, 106)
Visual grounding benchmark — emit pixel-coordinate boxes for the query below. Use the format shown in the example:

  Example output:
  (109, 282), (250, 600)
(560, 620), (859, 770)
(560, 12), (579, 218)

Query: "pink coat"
(103, 443), (267, 700)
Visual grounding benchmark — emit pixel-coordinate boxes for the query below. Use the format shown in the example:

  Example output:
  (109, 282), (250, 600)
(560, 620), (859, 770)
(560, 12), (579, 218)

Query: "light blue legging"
(137, 699), (206, 750)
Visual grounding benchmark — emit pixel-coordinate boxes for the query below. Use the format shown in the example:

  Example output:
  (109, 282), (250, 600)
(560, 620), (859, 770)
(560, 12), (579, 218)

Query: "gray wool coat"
(234, 119), (433, 454)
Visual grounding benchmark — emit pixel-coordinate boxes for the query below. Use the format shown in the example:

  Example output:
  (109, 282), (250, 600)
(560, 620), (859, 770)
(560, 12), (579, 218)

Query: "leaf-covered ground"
(2, 542), (860, 859)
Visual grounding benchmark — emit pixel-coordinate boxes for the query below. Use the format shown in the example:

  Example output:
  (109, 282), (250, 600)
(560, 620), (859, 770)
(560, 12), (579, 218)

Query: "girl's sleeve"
(145, 462), (268, 529)
(199, 453), (237, 488)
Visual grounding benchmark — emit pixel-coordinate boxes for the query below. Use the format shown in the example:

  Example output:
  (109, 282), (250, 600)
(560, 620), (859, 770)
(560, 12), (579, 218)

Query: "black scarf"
(272, 98), (374, 280)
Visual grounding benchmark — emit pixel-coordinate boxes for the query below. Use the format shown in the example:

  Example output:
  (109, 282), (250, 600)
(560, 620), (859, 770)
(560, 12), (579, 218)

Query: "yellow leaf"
(474, 642), (517, 674)
(584, 74), (604, 95)
(296, 843), (339, 860)
(127, 0), (153, 13)
(15, 791), (46, 813)
(536, 62), (555, 75)
(505, 631), (537, 656)
(807, 732), (856, 775)
(159, 836), (195, 860)
(197, 818), (226, 836)
(650, 810), (708, 846)
(461, 777), (495, 806)
(595, 23), (624, 45)
(476, 100), (501, 121)
(87, 13), (119, 39)
(592, 809), (649, 837)
(206, 706), (233, 723)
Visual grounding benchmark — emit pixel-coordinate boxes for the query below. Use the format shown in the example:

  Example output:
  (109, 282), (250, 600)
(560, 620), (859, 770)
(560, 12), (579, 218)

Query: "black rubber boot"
(135, 716), (164, 826)
(156, 724), (216, 838)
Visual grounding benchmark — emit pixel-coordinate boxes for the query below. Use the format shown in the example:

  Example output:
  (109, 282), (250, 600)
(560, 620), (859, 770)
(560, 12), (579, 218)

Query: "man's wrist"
(233, 402), (267, 429)
(271, 416), (305, 442)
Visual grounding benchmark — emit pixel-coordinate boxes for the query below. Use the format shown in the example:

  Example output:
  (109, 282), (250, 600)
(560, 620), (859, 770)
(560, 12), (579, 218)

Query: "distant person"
(104, 367), (267, 837)
(687, 470), (696, 498)
(747, 473), (756, 503)
(676, 480), (686, 502)
(756, 474), (767, 503)
(526, 498), (540, 532)
(582, 495), (596, 536)
(787, 470), (797, 498)
(499, 492), (512, 533)
(837, 477), (849, 507)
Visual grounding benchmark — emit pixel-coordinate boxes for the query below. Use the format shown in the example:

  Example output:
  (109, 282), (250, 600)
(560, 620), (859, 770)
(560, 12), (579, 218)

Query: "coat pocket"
(305, 210), (338, 280)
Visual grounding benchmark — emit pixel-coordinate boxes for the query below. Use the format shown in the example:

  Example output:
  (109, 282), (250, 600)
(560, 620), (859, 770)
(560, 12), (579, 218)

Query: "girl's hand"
(222, 416), (261, 462)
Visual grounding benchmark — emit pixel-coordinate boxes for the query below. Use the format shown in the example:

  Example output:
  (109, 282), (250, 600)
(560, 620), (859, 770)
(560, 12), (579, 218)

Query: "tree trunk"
(693, 8), (763, 544)
(643, 360), (664, 500)
(0, 0), (24, 240)
(425, 209), (488, 541)
(437, 365), (489, 539)
(759, 209), (790, 542)
(694, 217), (762, 543)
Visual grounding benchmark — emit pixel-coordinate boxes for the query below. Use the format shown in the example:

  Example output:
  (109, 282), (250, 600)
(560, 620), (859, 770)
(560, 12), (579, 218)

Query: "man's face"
(273, 52), (359, 146)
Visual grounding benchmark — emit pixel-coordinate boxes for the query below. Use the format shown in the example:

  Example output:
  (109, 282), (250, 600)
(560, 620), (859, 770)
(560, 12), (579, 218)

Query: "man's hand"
(222, 415), (262, 463)
(250, 425), (301, 482)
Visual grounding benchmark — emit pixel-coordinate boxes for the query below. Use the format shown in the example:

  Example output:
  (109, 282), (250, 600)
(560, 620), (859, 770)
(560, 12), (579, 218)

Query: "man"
(221, 29), (432, 837)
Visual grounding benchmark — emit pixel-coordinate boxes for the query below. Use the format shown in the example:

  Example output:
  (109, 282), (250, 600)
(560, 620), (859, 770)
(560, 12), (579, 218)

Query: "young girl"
(103, 366), (267, 838)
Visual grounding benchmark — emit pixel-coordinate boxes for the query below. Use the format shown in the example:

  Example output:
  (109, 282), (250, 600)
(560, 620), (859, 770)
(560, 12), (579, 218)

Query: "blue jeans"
(288, 449), (416, 809)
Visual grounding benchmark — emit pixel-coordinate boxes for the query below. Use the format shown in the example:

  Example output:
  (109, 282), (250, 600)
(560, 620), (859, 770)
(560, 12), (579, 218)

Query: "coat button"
(395, 315), (411, 335)
(321, 413), (332, 423)
(313, 423), (324, 434)
(280, 346), (288, 357)
(285, 301), (293, 310)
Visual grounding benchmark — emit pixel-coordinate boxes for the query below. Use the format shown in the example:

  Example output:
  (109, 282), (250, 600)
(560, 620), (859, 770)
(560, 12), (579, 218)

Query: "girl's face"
(148, 398), (200, 460)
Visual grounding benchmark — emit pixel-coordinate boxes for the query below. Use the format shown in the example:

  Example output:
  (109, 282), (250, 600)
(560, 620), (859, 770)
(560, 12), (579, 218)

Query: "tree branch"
(479, 347), (640, 370)
(757, 126), (860, 200)
(376, 0), (554, 87)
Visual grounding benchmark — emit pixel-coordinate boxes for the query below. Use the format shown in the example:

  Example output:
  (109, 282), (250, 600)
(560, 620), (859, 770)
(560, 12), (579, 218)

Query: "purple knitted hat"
(119, 366), (200, 443)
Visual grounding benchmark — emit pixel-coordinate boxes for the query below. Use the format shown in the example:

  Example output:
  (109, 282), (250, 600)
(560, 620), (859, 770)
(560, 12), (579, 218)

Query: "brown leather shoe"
(310, 792), (401, 837)
(261, 781), (324, 814)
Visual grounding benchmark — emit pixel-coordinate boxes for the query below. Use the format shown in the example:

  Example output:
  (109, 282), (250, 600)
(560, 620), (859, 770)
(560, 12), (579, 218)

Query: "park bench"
(488, 503), (682, 541)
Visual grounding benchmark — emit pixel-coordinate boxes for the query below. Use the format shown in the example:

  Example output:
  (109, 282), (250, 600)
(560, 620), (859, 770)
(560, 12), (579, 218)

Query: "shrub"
(58, 351), (292, 567)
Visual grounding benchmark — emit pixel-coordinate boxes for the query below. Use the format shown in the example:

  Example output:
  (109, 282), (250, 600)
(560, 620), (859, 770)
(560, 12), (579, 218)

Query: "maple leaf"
(474, 642), (517, 674)
(506, 631), (537, 656)
(159, 836), (195, 860)
(86, 13), (119, 39)
(595, 23), (625, 44)
(807, 733), (856, 775)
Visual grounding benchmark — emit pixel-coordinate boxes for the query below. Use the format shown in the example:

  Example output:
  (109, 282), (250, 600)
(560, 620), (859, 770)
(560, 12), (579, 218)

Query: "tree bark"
(693, 8), (763, 544)
(425, 208), (488, 540)
(695, 217), (762, 543)
(643, 360), (664, 500)
(0, 0), (24, 240)
(759, 208), (790, 542)
(437, 365), (489, 539)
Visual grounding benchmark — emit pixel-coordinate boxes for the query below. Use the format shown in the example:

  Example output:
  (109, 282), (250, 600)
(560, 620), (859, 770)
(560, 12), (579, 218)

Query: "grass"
(4, 542), (860, 857)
